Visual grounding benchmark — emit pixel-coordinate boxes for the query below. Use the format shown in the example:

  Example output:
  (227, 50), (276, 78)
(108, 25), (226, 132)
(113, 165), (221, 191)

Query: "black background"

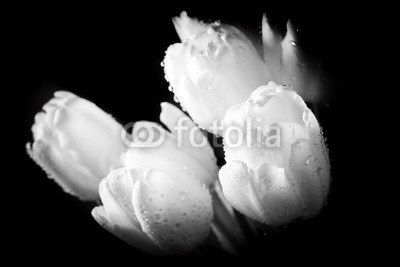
(6, 3), (373, 265)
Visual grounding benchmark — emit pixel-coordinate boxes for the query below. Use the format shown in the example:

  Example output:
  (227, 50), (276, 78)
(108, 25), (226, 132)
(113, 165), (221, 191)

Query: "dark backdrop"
(6, 3), (369, 265)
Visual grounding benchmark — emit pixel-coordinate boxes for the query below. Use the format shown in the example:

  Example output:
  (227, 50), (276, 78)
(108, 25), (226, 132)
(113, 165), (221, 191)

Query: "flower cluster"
(27, 11), (330, 256)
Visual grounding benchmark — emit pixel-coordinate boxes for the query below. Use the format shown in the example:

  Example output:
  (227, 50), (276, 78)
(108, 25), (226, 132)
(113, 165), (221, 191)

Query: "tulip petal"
(219, 160), (303, 225)
(132, 169), (213, 254)
(92, 206), (164, 255)
(172, 11), (207, 42)
(254, 162), (303, 225)
(219, 161), (265, 222)
(289, 114), (330, 218)
(159, 102), (218, 179)
(95, 168), (165, 255)
(45, 92), (126, 179)
(27, 140), (99, 200)
(223, 82), (308, 132)
(164, 43), (224, 129)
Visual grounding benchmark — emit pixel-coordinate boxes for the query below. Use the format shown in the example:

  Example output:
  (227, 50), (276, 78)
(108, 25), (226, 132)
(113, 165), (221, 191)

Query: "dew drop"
(197, 50), (208, 58)
(179, 191), (191, 201)
(154, 213), (162, 222)
(302, 109), (310, 124)
(207, 27), (215, 35)
(220, 34), (227, 42)
(168, 85), (173, 92)
(208, 42), (216, 53)
(173, 95), (180, 103)
(291, 41), (297, 47)
(143, 169), (151, 178)
(305, 155), (313, 165)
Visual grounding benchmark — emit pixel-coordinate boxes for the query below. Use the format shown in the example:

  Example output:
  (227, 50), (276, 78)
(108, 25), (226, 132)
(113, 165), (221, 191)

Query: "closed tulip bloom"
(92, 103), (217, 255)
(219, 82), (330, 225)
(163, 12), (271, 131)
(27, 91), (127, 200)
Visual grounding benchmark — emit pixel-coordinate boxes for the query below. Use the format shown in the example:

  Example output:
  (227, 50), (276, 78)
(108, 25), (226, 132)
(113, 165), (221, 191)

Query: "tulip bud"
(92, 103), (217, 254)
(163, 12), (271, 132)
(219, 82), (330, 225)
(27, 91), (127, 200)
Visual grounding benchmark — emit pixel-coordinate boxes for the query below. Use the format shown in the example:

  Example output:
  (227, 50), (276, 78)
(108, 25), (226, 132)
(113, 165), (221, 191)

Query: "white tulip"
(163, 12), (271, 132)
(219, 82), (330, 225)
(92, 102), (217, 254)
(27, 91), (127, 200)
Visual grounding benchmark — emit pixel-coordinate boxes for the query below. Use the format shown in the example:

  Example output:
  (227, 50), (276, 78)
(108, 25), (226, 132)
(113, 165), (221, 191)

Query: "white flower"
(219, 82), (330, 225)
(163, 12), (271, 131)
(26, 91), (127, 200)
(92, 103), (217, 255)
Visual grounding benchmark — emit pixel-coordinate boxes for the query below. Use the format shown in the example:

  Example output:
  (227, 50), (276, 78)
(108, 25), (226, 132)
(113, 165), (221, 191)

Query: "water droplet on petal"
(208, 43), (217, 54)
(154, 213), (162, 222)
(179, 191), (191, 201)
(143, 169), (151, 178)
(207, 27), (215, 35)
(197, 50), (208, 58)
(305, 155), (313, 165)
(302, 109), (310, 124)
